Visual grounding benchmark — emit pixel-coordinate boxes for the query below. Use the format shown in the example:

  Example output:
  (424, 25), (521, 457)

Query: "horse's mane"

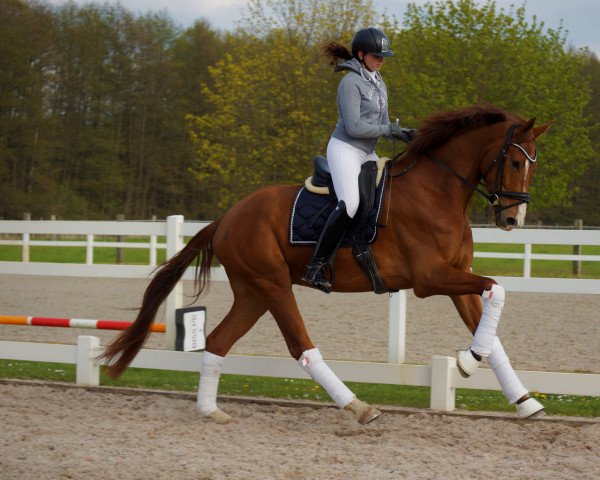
(406, 104), (516, 157)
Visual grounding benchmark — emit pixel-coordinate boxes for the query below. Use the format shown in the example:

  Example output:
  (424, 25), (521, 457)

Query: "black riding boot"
(302, 201), (352, 293)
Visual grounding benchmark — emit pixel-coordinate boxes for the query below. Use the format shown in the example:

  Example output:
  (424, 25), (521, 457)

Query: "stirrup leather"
(352, 244), (393, 294)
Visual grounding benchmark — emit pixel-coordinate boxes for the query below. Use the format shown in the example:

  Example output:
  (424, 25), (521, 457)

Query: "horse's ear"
(532, 121), (553, 139)
(519, 117), (537, 134)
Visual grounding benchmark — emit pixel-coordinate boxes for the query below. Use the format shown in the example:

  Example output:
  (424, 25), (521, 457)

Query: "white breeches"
(327, 137), (379, 218)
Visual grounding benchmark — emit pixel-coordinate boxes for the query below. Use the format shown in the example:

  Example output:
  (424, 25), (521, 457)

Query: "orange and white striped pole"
(0, 315), (165, 333)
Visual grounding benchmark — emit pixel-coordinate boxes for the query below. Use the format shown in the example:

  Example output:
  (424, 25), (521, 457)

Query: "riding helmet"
(351, 27), (394, 58)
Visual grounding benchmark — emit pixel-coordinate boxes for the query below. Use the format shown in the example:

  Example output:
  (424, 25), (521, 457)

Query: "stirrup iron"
(302, 259), (333, 293)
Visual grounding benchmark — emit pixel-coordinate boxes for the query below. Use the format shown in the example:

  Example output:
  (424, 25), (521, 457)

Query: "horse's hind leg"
(451, 294), (545, 419)
(197, 282), (267, 423)
(255, 279), (381, 425)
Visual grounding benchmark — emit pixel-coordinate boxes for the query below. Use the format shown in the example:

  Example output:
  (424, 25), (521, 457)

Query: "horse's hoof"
(358, 407), (382, 425)
(517, 398), (545, 419)
(203, 408), (233, 424)
(344, 398), (382, 425)
(456, 348), (480, 378)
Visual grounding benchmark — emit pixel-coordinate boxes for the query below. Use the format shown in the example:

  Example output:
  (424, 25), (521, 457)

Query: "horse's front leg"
(409, 261), (544, 418)
(410, 260), (506, 373)
(451, 294), (545, 419)
(455, 283), (506, 377)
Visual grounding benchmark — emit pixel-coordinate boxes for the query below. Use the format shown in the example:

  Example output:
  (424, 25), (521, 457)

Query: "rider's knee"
(344, 197), (359, 219)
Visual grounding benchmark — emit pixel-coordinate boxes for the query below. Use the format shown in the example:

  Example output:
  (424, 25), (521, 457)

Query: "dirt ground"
(1, 275), (599, 479)
(1, 382), (599, 480)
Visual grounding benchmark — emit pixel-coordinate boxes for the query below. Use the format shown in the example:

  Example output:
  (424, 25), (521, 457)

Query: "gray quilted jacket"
(331, 58), (393, 154)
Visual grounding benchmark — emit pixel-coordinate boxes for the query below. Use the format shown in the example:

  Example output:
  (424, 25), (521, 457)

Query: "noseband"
(425, 123), (537, 214)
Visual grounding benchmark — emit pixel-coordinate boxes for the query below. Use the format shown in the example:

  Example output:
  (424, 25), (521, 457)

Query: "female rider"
(302, 27), (415, 292)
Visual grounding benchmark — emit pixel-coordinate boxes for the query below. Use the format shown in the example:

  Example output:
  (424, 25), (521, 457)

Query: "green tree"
(3, 0), (595, 223)
(46, 1), (129, 218)
(0, 0), (54, 218)
(1, 1), (225, 220)
(385, 0), (593, 220)
(189, 0), (593, 220)
(43, 3), (224, 219)
(564, 52), (600, 225)
(168, 21), (226, 218)
(188, 0), (377, 210)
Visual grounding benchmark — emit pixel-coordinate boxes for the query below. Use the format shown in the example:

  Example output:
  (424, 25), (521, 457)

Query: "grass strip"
(1, 359), (598, 418)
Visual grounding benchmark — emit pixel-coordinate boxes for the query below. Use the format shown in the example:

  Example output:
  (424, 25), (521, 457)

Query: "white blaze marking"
(515, 159), (531, 227)
(516, 203), (528, 227)
(522, 158), (530, 188)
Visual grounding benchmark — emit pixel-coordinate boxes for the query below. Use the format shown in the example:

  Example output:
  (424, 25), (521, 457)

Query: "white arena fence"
(1, 216), (599, 412)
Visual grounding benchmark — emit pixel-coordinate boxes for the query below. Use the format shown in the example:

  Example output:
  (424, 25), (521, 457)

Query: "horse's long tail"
(99, 219), (221, 379)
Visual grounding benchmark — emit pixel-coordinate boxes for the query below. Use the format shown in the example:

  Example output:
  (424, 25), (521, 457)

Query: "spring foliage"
(1, 0), (597, 222)
(189, 0), (594, 219)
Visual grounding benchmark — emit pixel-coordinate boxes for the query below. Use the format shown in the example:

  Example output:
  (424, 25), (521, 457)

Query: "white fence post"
(524, 243), (532, 278)
(76, 335), (100, 386)
(388, 290), (408, 363)
(22, 232), (30, 262)
(165, 215), (184, 349)
(86, 234), (94, 265)
(149, 235), (157, 266)
(430, 355), (456, 411)
(22, 212), (31, 262)
(573, 219), (583, 276)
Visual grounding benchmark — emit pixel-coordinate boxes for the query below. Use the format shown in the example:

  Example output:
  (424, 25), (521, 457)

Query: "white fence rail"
(1, 217), (599, 411)
(2, 217), (599, 285)
(1, 336), (598, 413)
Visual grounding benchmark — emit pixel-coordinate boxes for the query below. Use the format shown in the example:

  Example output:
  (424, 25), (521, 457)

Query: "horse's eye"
(511, 160), (520, 169)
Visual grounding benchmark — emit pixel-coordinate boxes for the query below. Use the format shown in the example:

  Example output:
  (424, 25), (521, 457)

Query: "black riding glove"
(389, 124), (417, 143)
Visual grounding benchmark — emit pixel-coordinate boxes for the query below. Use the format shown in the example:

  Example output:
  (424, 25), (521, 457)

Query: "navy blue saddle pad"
(289, 166), (388, 246)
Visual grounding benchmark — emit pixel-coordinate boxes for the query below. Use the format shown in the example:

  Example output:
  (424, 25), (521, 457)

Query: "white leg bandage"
(197, 351), (224, 416)
(298, 348), (355, 408)
(471, 284), (505, 357)
(488, 337), (527, 404)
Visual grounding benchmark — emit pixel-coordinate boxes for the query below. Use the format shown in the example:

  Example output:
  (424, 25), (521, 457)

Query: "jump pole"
(0, 315), (165, 333)
(1, 311), (204, 352)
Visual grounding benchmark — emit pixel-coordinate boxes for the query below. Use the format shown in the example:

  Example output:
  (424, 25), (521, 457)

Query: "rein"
(424, 123), (537, 213)
(389, 148), (417, 177)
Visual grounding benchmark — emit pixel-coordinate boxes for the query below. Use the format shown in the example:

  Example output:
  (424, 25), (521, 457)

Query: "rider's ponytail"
(320, 41), (353, 68)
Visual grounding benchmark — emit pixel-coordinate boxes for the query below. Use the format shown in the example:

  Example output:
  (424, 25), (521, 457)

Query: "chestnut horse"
(101, 104), (550, 424)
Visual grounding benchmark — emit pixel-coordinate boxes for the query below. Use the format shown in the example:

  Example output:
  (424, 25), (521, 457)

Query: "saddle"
(304, 155), (389, 194)
(290, 155), (396, 294)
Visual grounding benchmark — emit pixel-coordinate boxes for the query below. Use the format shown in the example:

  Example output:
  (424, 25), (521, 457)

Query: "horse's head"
(481, 118), (551, 230)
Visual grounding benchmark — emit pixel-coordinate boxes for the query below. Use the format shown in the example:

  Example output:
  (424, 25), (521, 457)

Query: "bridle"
(424, 123), (538, 214)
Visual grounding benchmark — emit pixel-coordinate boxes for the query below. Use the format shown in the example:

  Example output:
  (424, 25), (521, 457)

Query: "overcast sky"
(46, 0), (600, 55)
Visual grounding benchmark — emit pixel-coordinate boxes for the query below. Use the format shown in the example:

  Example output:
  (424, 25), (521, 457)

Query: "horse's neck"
(437, 129), (488, 187)
(428, 132), (486, 203)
